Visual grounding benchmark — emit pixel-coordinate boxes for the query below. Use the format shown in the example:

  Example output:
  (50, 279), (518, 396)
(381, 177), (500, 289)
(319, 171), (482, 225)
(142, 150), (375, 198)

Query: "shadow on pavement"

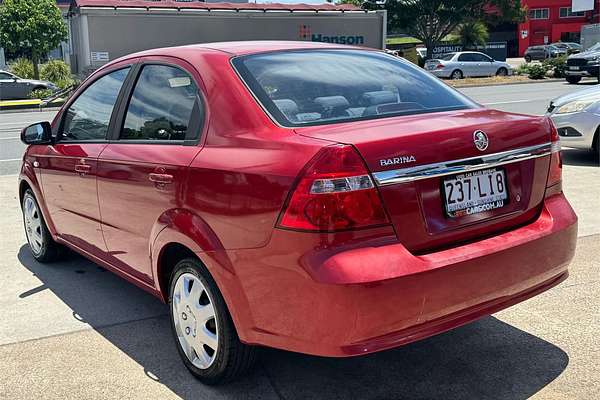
(18, 245), (569, 400)
(561, 148), (599, 167)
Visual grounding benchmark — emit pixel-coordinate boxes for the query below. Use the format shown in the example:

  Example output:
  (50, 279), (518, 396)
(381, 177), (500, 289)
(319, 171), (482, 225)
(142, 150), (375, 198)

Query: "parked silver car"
(425, 52), (512, 79)
(547, 85), (600, 151)
(0, 70), (57, 100)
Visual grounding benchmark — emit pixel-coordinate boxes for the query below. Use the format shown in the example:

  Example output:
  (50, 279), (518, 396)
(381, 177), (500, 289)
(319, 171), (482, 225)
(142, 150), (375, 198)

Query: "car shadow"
(561, 148), (599, 167)
(17, 245), (569, 400)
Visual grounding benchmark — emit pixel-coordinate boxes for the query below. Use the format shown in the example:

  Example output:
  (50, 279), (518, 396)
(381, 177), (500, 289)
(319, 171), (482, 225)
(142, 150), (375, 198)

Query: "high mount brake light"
(278, 145), (389, 232)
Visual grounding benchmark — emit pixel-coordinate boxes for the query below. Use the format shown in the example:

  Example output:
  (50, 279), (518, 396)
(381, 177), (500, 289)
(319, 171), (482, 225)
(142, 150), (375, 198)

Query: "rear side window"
(121, 65), (199, 141)
(61, 68), (130, 141)
(233, 50), (476, 127)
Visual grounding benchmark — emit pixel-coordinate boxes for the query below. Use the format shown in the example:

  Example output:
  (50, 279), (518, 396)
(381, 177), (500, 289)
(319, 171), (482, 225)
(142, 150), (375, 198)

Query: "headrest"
(273, 99), (299, 117)
(314, 96), (350, 110)
(362, 91), (398, 106)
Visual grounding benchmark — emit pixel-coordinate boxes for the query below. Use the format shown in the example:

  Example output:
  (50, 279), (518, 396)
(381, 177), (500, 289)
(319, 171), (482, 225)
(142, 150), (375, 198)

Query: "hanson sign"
(299, 25), (365, 45)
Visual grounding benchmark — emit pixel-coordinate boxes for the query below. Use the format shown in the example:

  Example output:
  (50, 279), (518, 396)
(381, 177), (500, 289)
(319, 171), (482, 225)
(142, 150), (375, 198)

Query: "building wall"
(518, 0), (600, 56)
(72, 9), (385, 74)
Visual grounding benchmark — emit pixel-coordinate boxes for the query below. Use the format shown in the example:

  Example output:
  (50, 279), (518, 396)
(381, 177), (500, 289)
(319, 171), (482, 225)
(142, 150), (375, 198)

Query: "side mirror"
(12, 77), (18, 82)
(21, 122), (53, 145)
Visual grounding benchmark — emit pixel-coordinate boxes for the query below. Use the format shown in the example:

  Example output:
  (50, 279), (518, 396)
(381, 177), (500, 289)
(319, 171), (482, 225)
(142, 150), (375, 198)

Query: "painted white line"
(0, 136), (20, 140)
(483, 99), (548, 106)
(0, 158), (21, 162)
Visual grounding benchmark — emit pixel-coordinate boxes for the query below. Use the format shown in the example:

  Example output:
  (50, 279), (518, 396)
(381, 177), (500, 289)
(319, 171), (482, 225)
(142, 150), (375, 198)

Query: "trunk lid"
(295, 108), (553, 253)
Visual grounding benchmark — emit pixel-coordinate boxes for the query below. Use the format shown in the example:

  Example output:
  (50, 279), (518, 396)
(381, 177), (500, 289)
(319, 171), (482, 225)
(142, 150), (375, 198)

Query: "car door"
(472, 53), (494, 76)
(37, 65), (133, 255)
(97, 59), (204, 282)
(456, 53), (474, 77)
(0, 71), (19, 99)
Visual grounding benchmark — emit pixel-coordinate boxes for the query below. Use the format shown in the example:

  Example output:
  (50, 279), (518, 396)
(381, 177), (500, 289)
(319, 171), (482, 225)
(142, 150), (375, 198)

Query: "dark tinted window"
(458, 53), (473, 62)
(233, 50), (476, 127)
(0, 72), (14, 79)
(441, 53), (456, 61)
(121, 65), (199, 141)
(471, 53), (491, 62)
(61, 68), (130, 141)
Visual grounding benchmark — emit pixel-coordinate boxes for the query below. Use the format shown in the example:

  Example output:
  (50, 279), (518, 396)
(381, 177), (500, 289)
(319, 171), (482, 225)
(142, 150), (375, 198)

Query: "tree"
(335, 0), (365, 6)
(0, 0), (68, 79)
(457, 21), (489, 49)
(374, 1), (525, 60)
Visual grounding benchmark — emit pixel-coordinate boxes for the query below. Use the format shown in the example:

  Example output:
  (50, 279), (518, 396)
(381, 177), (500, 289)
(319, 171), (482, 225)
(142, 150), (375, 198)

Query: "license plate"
(443, 168), (508, 218)
(569, 66), (580, 70)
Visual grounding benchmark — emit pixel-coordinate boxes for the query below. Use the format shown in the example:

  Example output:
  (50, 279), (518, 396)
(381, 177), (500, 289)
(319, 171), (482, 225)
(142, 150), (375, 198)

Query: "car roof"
(127, 40), (368, 58)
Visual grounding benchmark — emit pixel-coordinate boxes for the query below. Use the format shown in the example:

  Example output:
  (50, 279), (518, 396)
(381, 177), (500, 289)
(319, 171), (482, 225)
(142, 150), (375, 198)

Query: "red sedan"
(19, 41), (577, 384)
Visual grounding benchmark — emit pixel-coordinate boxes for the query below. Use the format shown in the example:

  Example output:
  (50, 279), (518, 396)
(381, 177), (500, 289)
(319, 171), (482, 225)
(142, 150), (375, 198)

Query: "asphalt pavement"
(0, 80), (599, 399)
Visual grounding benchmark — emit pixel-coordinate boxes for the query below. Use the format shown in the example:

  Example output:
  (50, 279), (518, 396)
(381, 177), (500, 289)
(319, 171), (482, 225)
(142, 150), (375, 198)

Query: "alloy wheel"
(172, 273), (219, 369)
(23, 195), (43, 256)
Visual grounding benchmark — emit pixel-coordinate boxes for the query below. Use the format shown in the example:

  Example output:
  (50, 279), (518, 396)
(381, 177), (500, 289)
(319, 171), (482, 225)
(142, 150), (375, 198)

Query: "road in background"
(0, 109), (57, 175)
(461, 79), (598, 114)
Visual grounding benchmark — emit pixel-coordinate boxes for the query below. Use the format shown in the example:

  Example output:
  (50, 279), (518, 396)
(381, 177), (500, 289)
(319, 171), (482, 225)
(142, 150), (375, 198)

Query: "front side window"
(471, 53), (491, 62)
(121, 65), (199, 141)
(61, 68), (130, 141)
(0, 72), (14, 80)
(233, 50), (476, 127)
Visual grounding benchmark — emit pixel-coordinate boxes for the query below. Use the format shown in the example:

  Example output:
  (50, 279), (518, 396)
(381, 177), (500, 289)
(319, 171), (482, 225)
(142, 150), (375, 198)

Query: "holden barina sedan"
(19, 41), (577, 384)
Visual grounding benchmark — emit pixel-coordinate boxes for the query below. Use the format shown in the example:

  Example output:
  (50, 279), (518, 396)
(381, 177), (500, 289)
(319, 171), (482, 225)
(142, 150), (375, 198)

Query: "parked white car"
(425, 51), (512, 79)
(547, 85), (600, 151)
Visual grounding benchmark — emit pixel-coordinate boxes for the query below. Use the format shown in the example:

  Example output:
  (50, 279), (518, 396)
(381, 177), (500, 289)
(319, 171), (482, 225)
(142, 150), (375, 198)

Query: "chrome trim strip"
(373, 142), (552, 186)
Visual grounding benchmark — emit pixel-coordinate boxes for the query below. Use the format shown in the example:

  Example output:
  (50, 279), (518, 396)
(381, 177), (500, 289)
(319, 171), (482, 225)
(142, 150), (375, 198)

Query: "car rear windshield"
(232, 50), (477, 127)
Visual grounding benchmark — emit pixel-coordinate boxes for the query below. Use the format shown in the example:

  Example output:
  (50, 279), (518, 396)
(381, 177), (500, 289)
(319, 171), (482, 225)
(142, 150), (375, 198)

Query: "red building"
(518, 0), (600, 55)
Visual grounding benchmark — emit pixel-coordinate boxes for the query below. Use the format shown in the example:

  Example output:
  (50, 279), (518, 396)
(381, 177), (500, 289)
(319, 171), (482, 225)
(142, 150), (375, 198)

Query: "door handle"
(74, 164), (92, 174)
(149, 173), (173, 184)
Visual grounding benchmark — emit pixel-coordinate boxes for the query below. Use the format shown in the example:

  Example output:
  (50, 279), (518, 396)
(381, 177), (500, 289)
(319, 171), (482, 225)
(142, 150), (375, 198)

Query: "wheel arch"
(18, 172), (58, 237)
(151, 209), (254, 342)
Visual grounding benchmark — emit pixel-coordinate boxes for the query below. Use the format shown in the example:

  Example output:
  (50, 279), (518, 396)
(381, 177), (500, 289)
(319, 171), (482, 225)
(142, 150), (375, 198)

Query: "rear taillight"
(436, 64), (445, 69)
(546, 122), (562, 196)
(278, 145), (389, 232)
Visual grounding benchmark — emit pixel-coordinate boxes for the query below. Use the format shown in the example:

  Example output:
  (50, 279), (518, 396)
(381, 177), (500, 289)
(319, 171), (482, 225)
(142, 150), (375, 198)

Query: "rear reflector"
(278, 145), (389, 232)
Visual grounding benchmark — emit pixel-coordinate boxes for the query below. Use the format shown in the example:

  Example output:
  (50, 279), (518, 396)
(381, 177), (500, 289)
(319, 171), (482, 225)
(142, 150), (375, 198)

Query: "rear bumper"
(230, 193), (577, 357)
(429, 69), (452, 78)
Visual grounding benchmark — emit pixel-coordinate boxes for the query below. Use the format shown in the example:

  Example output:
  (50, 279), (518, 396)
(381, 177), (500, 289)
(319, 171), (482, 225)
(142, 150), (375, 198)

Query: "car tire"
(168, 258), (258, 385)
(22, 189), (64, 263)
(525, 56), (532, 63)
(496, 67), (508, 77)
(566, 76), (582, 84)
(451, 69), (463, 80)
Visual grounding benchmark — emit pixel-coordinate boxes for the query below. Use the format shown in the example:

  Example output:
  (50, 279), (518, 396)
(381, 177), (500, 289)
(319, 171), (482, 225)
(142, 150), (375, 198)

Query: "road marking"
(0, 136), (20, 140)
(483, 99), (549, 106)
(0, 158), (21, 162)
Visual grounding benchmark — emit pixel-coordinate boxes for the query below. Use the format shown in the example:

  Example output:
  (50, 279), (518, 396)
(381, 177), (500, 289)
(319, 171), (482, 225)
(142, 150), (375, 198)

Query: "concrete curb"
(0, 106), (63, 114)
(451, 78), (565, 89)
